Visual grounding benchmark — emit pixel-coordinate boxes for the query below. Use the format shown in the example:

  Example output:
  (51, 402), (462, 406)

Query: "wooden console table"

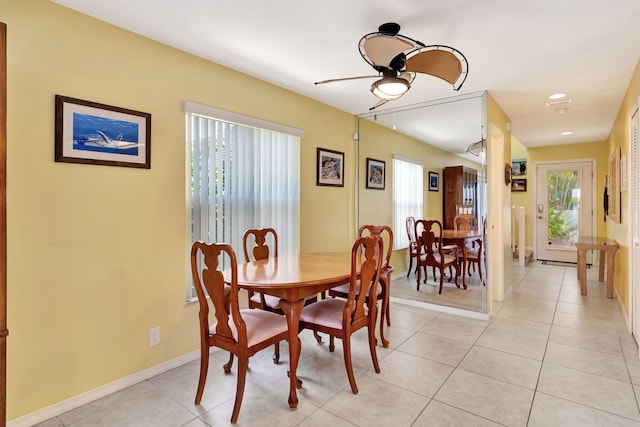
(575, 237), (619, 298)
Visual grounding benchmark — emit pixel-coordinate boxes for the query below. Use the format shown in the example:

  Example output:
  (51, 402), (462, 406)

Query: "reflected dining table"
(440, 229), (483, 289)
(224, 252), (351, 410)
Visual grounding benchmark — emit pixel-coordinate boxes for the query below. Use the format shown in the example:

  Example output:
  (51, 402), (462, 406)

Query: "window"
(185, 101), (302, 299)
(392, 156), (423, 250)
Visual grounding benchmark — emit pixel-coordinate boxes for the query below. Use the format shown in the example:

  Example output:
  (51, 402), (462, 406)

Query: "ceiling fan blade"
(359, 34), (416, 69)
(405, 46), (469, 90)
(314, 75), (379, 85)
(369, 99), (390, 111)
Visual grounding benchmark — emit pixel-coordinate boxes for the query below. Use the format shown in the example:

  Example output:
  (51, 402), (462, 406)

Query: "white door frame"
(534, 159), (596, 263)
(629, 102), (639, 345)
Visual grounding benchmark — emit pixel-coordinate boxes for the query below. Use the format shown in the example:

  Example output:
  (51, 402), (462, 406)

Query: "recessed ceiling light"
(545, 98), (572, 106)
(561, 131), (573, 136)
(549, 93), (567, 99)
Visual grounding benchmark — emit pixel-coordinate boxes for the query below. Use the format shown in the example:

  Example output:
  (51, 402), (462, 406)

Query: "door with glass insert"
(535, 161), (594, 263)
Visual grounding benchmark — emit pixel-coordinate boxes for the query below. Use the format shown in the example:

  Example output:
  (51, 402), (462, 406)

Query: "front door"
(535, 160), (594, 263)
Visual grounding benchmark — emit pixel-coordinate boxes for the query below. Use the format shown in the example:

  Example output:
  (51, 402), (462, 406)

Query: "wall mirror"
(356, 91), (489, 314)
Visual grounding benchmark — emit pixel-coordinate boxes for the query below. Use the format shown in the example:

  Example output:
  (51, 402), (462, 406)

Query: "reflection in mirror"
(356, 91), (488, 313)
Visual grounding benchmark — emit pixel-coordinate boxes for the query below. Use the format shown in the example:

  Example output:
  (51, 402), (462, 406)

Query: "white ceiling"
(52, 0), (640, 153)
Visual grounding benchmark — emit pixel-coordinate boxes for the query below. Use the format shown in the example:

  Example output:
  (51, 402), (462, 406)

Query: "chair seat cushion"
(300, 298), (365, 330)
(249, 293), (283, 309)
(330, 280), (382, 298)
(419, 253), (456, 264)
(250, 293), (316, 310)
(211, 309), (287, 347)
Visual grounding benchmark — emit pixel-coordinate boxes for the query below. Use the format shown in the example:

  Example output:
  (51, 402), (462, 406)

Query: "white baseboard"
(8, 350), (201, 427)
(390, 296), (490, 321)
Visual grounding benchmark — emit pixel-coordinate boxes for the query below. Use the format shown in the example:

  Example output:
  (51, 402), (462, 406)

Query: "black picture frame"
(428, 171), (439, 191)
(316, 147), (344, 187)
(511, 178), (527, 192)
(55, 95), (151, 169)
(365, 158), (385, 190)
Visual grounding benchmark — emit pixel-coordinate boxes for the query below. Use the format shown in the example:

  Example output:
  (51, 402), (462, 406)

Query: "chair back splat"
(191, 242), (289, 423)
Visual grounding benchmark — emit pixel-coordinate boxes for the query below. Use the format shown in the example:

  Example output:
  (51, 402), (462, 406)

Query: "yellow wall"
(486, 94), (512, 300)
(606, 58), (640, 312)
(510, 139), (609, 249)
(356, 118), (484, 275)
(2, 0), (358, 420)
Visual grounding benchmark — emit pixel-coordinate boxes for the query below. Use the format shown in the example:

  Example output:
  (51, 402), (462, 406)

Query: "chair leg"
(368, 324), (381, 374)
(223, 352), (234, 373)
(438, 267), (444, 294)
(342, 337), (359, 394)
(478, 261), (483, 282)
(272, 342), (280, 364)
(329, 334), (336, 352)
(416, 264), (422, 290)
(407, 256), (413, 277)
(230, 356), (248, 424)
(379, 303), (389, 348)
(313, 330), (322, 343)
(195, 345), (210, 404)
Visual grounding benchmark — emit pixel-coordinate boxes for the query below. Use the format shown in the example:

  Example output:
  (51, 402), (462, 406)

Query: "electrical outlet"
(148, 327), (160, 347)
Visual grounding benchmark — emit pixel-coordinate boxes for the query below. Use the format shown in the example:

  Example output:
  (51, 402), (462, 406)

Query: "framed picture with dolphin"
(55, 95), (151, 168)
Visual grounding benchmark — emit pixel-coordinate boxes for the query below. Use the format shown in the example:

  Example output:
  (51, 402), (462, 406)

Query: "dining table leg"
(278, 298), (305, 410)
(458, 242), (468, 289)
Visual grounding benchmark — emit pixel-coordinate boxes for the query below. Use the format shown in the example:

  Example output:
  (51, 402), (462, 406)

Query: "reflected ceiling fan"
(315, 22), (469, 110)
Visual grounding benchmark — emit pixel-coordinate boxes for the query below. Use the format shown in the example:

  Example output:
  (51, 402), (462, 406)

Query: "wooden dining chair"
(328, 224), (394, 347)
(190, 242), (289, 424)
(453, 214), (482, 280)
(299, 234), (384, 394)
(414, 219), (459, 294)
(406, 216), (419, 277)
(242, 228), (322, 348)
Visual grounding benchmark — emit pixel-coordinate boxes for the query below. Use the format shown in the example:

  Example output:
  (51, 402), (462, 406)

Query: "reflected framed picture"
(317, 147), (344, 187)
(511, 178), (527, 192)
(366, 158), (385, 190)
(512, 158), (527, 176)
(55, 95), (151, 168)
(428, 171), (439, 191)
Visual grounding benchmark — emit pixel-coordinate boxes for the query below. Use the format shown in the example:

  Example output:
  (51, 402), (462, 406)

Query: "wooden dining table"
(440, 229), (483, 289)
(224, 252), (352, 410)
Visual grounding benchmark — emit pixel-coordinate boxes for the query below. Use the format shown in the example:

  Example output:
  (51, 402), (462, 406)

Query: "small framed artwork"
(366, 158), (385, 190)
(428, 171), (439, 191)
(512, 158), (527, 176)
(511, 178), (527, 192)
(55, 95), (151, 169)
(317, 147), (344, 187)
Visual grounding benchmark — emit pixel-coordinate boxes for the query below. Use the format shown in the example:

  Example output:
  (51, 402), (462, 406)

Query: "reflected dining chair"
(191, 242), (289, 424)
(415, 219), (459, 294)
(453, 214), (482, 280)
(299, 234), (384, 394)
(406, 216), (419, 277)
(328, 224), (394, 347)
(242, 228), (322, 351)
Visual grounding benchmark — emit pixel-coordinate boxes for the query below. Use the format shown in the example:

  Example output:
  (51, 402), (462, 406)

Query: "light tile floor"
(35, 261), (640, 426)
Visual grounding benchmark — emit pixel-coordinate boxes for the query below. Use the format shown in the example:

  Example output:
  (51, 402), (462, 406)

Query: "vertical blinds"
(393, 157), (423, 250)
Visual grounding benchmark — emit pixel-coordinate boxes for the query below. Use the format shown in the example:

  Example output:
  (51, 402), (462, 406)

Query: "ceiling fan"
(315, 22), (469, 110)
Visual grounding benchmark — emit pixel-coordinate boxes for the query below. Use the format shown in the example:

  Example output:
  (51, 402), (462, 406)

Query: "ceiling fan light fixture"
(371, 76), (410, 101)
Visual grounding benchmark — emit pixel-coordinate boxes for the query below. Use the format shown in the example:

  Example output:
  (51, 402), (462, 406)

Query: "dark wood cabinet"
(443, 166), (478, 229)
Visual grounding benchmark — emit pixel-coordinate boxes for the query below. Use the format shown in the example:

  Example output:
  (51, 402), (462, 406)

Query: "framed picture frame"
(317, 147), (344, 187)
(511, 178), (527, 192)
(55, 95), (151, 169)
(512, 158), (527, 176)
(365, 158), (385, 190)
(428, 171), (439, 191)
